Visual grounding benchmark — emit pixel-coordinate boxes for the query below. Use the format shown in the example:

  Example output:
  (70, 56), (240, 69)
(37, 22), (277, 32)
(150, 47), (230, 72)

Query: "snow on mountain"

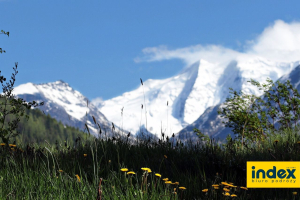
(10, 57), (300, 143)
(96, 55), (299, 139)
(178, 63), (300, 143)
(12, 80), (125, 138)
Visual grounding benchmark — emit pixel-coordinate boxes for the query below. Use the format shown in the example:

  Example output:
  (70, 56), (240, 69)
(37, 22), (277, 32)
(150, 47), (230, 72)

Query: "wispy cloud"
(246, 20), (300, 62)
(91, 97), (104, 108)
(135, 20), (300, 66)
(134, 45), (240, 67)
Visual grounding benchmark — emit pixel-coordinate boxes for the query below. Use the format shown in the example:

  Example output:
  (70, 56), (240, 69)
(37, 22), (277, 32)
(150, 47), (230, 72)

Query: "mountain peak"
(13, 80), (126, 138)
(98, 57), (300, 138)
(56, 80), (66, 84)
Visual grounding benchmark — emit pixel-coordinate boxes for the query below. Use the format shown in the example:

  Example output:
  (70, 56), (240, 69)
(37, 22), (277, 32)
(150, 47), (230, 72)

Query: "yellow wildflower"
(223, 192), (230, 196)
(141, 167), (150, 171)
(75, 174), (80, 182)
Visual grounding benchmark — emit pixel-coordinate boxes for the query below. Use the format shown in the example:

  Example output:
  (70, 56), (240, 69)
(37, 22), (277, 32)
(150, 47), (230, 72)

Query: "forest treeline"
(1, 96), (92, 147)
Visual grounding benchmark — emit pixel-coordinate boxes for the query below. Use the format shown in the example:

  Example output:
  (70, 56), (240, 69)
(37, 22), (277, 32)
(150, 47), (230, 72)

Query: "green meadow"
(1, 112), (300, 199)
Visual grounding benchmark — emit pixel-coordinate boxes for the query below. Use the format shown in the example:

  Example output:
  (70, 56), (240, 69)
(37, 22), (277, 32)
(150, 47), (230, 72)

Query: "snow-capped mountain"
(178, 63), (300, 143)
(12, 80), (125, 138)
(10, 57), (300, 143)
(96, 55), (300, 139)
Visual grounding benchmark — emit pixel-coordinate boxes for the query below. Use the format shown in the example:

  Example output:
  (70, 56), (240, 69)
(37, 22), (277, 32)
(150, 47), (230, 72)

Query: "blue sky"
(1, 0), (300, 102)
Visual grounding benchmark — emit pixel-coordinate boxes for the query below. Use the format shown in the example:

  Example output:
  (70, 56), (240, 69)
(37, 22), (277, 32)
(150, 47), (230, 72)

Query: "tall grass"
(1, 122), (300, 199)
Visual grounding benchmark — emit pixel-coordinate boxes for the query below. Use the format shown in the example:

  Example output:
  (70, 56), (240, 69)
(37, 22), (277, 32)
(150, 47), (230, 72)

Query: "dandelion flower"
(75, 174), (81, 182)
(83, 154), (87, 157)
(165, 181), (172, 184)
(223, 188), (230, 192)
(231, 194), (237, 197)
(174, 182), (179, 185)
(293, 192), (297, 195)
(127, 171), (135, 175)
(9, 144), (16, 147)
(155, 173), (161, 177)
(212, 184), (219, 187)
(223, 192), (230, 196)
(163, 178), (169, 181)
(202, 189), (208, 192)
(164, 155), (167, 158)
(179, 187), (186, 190)
(240, 186), (248, 190)
(59, 170), (63, 173)
(0, 143), (6, 146)
(121, 168), (128, 172)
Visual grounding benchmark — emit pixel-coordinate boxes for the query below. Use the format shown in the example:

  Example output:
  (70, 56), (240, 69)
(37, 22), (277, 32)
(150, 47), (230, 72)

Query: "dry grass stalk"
(96, 178), (103, 200)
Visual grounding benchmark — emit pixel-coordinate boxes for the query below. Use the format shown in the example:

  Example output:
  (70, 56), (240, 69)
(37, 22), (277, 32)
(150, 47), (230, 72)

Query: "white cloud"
(246, 20), (300, 62)
(135, 45), (240, 67)
(91, 97), (104, 108)
(135, 20), (300, 66)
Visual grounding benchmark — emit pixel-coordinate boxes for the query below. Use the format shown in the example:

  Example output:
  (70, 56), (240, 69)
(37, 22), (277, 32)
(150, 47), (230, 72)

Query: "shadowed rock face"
(176, 103), (234, 145)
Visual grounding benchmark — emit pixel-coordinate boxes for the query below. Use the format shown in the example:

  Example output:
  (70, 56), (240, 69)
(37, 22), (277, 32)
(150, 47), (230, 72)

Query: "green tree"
(0, 30), (9, 53)
(218, 77), (300, 148)
(0, 30), (44, 145)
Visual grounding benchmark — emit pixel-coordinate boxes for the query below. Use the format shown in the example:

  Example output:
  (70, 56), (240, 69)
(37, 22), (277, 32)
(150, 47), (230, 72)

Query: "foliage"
(9, 106), (92, 148)
(0, 30), (44, 145)
(193, 128), (210, 143)
(0, 30), (9, 53)
(218, 77), (300, 145)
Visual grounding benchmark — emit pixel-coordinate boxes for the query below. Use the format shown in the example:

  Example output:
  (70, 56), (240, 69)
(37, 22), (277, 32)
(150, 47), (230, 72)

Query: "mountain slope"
(178, 64), (300, 143)
(12, 80), (125, 138)
(97, 55), (299, 138)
